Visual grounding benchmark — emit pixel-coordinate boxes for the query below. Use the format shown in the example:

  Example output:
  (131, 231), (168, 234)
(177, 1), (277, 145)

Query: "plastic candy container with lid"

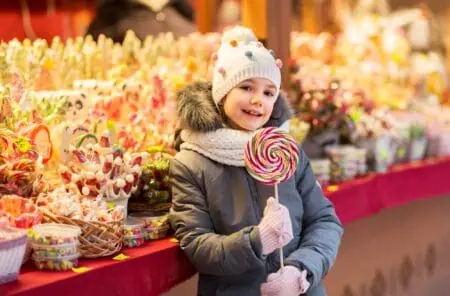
(123, 218), (144, 248)
(129, 212), (170, 240)
(30, 224), (81, 271)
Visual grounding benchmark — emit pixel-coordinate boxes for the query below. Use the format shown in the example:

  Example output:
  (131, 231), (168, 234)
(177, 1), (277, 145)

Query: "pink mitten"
(261, 266), (310, 296)
(258, 197), (293, 255)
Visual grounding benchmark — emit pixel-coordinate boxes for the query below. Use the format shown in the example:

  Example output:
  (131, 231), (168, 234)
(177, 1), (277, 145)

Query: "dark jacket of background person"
(86, 0), (196, 43)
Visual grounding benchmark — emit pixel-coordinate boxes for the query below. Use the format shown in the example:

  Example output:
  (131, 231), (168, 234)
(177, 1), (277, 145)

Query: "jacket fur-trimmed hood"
(176, 81), (293, 133)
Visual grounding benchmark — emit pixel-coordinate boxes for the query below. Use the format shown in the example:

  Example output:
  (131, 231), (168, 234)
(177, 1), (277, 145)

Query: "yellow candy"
(43, 57), (54, 70)
(186, 57), (198, 73)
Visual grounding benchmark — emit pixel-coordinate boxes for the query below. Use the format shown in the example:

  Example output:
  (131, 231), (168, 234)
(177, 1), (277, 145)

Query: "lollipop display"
(244, 127), (300, 270)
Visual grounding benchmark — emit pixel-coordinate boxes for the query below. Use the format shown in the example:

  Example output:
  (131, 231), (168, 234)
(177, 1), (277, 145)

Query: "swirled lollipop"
(245, 127), (300, 185)
(244, 127), (300, 271)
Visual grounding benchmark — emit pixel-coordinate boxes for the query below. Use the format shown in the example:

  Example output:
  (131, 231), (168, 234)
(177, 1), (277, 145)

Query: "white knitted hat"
(212, 26), (282, 105)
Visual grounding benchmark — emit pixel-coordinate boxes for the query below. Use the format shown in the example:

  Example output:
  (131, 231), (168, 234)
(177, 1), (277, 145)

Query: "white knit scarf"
(180, 128), (254, 167)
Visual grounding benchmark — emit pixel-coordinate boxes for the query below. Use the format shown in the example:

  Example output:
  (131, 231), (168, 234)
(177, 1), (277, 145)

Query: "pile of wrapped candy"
(289, 6), (450, 181)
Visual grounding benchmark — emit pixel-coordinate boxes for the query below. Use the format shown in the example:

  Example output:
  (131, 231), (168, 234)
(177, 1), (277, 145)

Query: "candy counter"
(1, 238), (196, 296)
(2, 156), (450, 296)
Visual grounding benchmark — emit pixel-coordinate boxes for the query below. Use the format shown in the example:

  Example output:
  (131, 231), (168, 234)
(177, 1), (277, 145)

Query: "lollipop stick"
(275, 183), (285, 272)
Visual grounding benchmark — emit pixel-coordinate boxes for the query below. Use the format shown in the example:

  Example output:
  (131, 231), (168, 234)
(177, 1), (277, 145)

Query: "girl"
(170, 27), (343, 296)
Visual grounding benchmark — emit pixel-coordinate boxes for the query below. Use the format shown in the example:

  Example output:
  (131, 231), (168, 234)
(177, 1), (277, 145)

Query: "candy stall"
(1, 1), (450, 296)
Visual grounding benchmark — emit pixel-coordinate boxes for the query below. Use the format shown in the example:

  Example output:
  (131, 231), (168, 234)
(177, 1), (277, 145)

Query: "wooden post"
(267, 0), (292, 89)
(195, 0), (217, 33)
(302, 0), (318, 33)
(241, 0), (267, 40)
(301, 0), (333, 33)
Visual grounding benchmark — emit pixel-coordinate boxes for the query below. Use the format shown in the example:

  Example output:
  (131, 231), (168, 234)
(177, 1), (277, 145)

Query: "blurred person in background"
(86, 0), (196, 43)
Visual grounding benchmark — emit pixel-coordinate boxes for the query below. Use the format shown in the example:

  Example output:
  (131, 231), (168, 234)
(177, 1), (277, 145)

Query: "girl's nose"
(250, 96), (262, 106)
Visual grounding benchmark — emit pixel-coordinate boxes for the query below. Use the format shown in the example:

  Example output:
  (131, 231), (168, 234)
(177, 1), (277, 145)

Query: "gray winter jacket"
(170, 82), (343, 296)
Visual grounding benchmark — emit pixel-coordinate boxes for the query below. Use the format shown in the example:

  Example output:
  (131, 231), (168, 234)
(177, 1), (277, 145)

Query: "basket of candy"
(38, 187), (125, 258)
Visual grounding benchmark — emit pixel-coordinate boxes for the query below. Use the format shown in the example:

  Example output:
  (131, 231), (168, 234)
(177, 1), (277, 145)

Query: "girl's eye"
(240, 85), (252, 92)
(264, 90), (275, 97)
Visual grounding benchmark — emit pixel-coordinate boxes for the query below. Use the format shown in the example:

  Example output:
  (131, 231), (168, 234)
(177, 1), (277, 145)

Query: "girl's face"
(222, 78), (277, 131)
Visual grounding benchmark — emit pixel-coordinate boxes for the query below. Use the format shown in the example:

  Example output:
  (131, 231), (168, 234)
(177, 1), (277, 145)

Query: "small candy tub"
(123, 234), (145, 248)
(144, 224), (170, 241)
(129, 212), (170, 240)
(124, 218), (145, 237)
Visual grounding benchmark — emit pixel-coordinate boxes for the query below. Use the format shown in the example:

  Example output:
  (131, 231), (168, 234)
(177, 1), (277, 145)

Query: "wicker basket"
(128, 202), (172, 213)
(0, 229), (27, 284)
(42, 212), (123, 258)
